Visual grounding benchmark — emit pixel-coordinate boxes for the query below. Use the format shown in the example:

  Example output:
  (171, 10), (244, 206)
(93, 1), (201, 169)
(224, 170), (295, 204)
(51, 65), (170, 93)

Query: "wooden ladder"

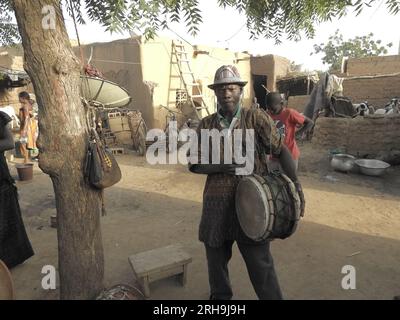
(167, 40), (210, 119)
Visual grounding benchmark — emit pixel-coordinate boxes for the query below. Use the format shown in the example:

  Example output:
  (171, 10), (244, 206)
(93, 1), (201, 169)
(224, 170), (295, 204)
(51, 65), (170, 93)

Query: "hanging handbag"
(85, 128), (122, 189)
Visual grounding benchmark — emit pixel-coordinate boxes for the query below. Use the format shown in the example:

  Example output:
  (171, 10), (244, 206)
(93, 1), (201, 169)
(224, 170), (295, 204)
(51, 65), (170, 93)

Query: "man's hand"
(295, 131), (306, 141)
(296, 116), (314, 141)
(294, 181), (305, 217)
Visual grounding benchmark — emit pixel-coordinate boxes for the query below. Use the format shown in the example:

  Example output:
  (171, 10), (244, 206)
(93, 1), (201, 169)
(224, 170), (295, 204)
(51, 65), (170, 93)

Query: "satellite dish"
(80, 76), (132, 109)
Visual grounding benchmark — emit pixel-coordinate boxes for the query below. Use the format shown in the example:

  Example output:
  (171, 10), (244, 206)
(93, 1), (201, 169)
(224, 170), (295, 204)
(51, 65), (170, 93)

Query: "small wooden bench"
(128, 245), (192, 298)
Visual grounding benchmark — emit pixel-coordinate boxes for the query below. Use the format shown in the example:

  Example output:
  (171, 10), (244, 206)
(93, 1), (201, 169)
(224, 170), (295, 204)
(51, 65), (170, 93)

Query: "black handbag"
(85, 128), (121, 189)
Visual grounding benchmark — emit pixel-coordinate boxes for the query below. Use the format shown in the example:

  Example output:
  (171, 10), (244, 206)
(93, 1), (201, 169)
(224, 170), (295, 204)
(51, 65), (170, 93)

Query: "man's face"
(214, 84), (242, 111)
(267, 96), (283, 115)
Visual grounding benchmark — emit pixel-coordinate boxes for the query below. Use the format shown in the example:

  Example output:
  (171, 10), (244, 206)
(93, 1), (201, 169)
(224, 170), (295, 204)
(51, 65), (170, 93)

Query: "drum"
(235, 172), (301, 241)
(96, 284), (145, 300)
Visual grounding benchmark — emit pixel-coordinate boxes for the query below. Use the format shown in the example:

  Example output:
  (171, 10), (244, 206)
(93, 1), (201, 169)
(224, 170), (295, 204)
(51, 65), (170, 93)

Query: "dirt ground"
(8, 142), (400, 300)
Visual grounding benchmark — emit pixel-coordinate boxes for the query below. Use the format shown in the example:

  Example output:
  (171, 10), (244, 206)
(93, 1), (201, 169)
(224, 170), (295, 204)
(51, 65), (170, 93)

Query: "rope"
(67, 0), (95, 104)
(68, 0), (84, 65)
(166, 26), (194, 47)
(217, 23), (246, 43)
(90, 58), (142, 65)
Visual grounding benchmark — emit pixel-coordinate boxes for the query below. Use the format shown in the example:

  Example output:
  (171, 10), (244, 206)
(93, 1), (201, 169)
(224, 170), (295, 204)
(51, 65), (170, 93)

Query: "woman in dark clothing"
(0, 111), (34, 268)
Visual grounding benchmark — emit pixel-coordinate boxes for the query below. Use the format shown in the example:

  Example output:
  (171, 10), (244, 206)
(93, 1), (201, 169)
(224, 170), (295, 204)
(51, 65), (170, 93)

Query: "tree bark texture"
(12, 0), (104, 299)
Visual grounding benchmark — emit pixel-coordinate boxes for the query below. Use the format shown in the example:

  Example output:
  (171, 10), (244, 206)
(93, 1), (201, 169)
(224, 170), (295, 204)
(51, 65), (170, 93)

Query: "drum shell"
(262, 174), (299, 239)
(235, 173), (301, 241)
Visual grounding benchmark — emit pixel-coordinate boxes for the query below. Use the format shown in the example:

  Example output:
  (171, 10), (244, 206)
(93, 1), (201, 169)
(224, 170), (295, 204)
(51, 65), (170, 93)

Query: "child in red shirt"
(264, 92), (313, 170)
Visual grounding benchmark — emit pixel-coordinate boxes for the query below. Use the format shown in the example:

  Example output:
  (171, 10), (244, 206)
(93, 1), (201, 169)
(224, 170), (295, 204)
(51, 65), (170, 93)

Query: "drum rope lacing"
(259, 174), (299, 230)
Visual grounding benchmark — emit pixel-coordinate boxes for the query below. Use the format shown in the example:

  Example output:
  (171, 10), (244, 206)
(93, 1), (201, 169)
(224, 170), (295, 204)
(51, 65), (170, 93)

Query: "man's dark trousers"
(205, 240), (283, 300)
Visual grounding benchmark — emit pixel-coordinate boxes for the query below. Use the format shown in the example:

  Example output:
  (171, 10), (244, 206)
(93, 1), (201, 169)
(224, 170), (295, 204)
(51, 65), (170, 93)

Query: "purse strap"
(100, 189), (107, 217)
(83, 103), (108, 216)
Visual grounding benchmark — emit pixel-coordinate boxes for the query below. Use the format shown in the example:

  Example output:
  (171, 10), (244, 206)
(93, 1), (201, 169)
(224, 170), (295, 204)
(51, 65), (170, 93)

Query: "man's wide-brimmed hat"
(208, 65), (248, 90)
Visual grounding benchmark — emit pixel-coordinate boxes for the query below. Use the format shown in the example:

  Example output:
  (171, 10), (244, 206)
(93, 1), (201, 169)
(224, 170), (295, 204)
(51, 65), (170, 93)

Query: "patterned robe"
(190, 107), (283, 247)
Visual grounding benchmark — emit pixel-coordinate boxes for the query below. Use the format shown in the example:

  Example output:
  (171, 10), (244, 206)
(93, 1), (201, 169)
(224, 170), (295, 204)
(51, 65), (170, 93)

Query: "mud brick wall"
(287, 95), (310, 113)
(0, 47), (28, 111)
(312, 115), (400, 157)
(250, 55), (290, 92)
(347, 55), (400, 76)
(342, 74), (400, 108)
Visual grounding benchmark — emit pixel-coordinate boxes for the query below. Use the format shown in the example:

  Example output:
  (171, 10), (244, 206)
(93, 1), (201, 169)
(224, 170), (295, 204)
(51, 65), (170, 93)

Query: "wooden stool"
(128, 245), (192, 298)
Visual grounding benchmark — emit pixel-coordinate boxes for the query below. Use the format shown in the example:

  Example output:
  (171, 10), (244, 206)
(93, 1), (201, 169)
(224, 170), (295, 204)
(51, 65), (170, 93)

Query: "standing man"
(18, 91), (38, 163)
(264, 92), (314, 171)
(189, 65), (305, 300)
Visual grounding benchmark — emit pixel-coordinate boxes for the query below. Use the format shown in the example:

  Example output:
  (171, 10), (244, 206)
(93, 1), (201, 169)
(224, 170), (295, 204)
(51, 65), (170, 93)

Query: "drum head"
(236, 176), (271, 241)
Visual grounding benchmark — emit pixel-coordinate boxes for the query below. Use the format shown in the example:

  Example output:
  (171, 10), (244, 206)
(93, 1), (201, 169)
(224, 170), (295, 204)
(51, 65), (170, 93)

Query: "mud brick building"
(287, 54), (400, 112)
(342, 55), (400, 107)
(312, 115), (400, 158)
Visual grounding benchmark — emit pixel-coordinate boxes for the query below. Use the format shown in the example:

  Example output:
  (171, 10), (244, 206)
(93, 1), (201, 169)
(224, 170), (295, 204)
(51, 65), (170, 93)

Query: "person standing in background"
(28, 93), (39, 161)
(0, 110), (34, 268)
(264, 92), (314, 171)
(18, 91), (38, 163)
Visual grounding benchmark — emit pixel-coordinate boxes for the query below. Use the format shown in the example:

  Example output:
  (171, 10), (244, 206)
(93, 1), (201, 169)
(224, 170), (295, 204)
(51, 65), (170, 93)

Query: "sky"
(64, 1), (400, 71)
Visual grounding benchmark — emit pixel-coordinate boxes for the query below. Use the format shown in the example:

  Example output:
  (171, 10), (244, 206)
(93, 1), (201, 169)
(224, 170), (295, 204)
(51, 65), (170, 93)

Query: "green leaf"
(1, 0), (399, 45)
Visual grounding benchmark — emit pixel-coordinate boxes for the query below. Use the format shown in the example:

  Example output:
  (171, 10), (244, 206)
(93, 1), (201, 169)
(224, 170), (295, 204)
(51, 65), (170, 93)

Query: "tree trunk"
(12, 0), (104, 299)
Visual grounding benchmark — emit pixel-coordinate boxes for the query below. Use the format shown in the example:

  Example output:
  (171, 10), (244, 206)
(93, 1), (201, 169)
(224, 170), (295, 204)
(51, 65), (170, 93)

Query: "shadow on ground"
(10, 177), (400, 300)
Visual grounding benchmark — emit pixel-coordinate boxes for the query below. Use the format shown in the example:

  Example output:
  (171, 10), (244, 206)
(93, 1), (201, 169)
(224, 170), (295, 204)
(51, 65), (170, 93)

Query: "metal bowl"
(354, 159), (390, 177)
(330, 154), (356, 172)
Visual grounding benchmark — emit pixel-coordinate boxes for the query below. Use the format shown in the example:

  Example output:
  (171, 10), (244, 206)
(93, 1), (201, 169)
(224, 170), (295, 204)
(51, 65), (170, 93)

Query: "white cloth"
(325, 74), (344, 98)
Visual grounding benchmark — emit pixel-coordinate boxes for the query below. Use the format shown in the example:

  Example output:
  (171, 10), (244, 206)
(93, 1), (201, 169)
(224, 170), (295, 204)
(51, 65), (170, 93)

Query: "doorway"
(252, 74), (268, 109)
